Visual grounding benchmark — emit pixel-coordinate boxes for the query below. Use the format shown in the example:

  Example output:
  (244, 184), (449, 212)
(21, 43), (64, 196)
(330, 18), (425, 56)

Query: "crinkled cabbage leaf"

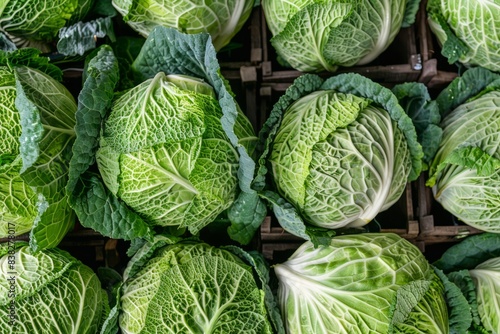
(0, 0), (94, 52)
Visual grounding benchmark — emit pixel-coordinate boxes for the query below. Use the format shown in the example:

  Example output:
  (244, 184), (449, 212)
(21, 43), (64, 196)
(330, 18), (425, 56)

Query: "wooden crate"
(415, 173), (483, 252)
(0, 228), (123, 271)
(416, 0), (459, 92)
(259, 183), (419, 263)
(259, 7), (426, 85)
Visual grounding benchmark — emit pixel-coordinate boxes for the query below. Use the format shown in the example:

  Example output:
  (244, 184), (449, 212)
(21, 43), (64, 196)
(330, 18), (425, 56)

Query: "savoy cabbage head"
(427, 67), (500, 233)
(111, 0), (255, 51)
(0, 0), (95, 52)
(101, 236), (284, 333)
(255, 74), (422, 240)
(275, 233), (449, 333)
(68, 27), (265, 245)
(261, 0), (421, 72)
(0, 49), (76, 251)
(96, 71), (257, 235)
(426, 0), (500, 72)
(0, 242), (108, 333)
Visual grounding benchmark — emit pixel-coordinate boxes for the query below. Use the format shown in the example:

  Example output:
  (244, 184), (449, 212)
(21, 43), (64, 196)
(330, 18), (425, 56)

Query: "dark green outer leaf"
(260, 190), (310, 241)
(126, 238), (148, 258)
(446, 270), (483, 329)
(434, 14), (469, 65)
(57, 17), (116, 56)
(67, 45), (154, 242)
(402, 0), (422, 27)
(433, 267), (473, 334)
(391, 82), (437, 134)
(304, 226), (337, 246)
(227, 191), (267, 245)
(392, 82), (442, 165)
(433, 233), (500, 273)
(67, 45), (119, 195)
(111, 37), (145, 91)
(436, 67), (500, 118)
(419, 125), (443, 168)
(97, 267), (122, 299)
(89, 0), (118, 17)
(69, 172), (153, 241)
(321, 73), (423, 181)
(131, 28), (213, 82)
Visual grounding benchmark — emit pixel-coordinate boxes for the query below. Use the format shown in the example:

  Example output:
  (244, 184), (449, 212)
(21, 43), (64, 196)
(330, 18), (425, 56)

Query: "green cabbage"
(427, 0), (500, 72)
(258, 74), (422, 236)
(0, 0), (94, 52)
(111, 0), (255, 51)
(96, 72), (256, 234)
(68, 29), (263, 245)
(261, 0), (421, 72)
(0, 242), (108, 333)
(469, 257), (500, 333)
(427, 68), (500, 233)
(101, 236), (282, 333)
(275, 233), (449, 333)
(0, 49), (76, 251)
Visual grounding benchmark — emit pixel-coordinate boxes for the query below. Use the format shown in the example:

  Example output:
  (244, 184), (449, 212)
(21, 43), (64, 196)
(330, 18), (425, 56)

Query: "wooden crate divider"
(416, 0), (459, 90)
